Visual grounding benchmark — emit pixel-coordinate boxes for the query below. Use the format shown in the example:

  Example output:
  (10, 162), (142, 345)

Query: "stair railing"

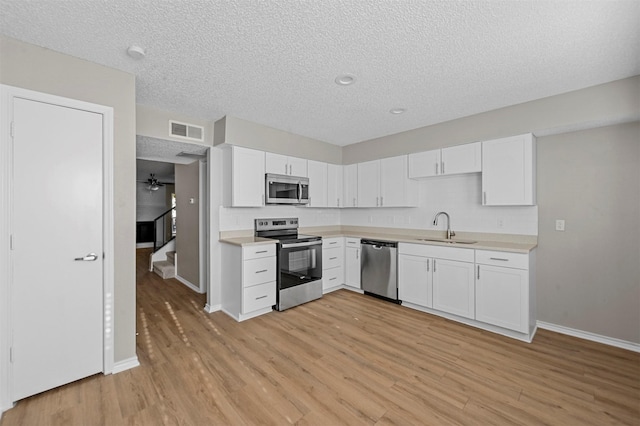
(153, 206), (176, 252)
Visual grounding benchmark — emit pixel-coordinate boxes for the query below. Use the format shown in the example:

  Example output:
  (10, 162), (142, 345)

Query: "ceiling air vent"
(169, 120), (204, 142)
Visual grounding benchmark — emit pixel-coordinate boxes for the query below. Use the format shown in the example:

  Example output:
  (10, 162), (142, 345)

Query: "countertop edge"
(219, 237), (277, 247)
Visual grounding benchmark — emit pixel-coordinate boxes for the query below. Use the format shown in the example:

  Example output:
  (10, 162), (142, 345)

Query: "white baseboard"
(175, 275), (204, 294)
(111, 356), (140, 374)
(204, 303), (221, 313)
(537, 321), (640, 353)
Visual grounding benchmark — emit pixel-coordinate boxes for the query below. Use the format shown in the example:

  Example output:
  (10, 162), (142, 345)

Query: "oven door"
(278, 240), (322, 290)
(265, 173), (309, 205)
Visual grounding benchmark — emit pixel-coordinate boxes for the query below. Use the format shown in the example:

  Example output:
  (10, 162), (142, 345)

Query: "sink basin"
(416, 238), (477, 245)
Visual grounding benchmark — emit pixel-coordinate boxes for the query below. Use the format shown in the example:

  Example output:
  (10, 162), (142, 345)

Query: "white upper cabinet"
(380, 155), (416, 207)
(307, 160), (328, 207)
(357, 156), (417, 208)
(265, 152), (308, 177)
(441, 142), (482, 175)
(327, 163), (343, 208)
(408, 142), (481, 178)
(482, 133), (536, 206)
(409, 149), (441, 178)
(357, 160), (380, 207)
(222, 146), (265, 207)
(343, 164), (358, 208)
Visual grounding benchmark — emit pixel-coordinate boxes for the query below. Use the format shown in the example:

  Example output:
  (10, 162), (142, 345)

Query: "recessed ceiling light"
(335, 74), (356, 86)
(390, 108), (406, 114)
(127, 45), (146, 60)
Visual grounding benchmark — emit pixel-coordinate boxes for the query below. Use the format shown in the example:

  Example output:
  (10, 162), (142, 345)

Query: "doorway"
(0, 85), (114, 409)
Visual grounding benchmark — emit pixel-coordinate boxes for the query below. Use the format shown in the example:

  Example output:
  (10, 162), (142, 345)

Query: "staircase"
(153, 251), (175, 279)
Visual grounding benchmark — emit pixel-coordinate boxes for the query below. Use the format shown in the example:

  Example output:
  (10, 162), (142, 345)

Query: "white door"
(12, 98), (104, 400)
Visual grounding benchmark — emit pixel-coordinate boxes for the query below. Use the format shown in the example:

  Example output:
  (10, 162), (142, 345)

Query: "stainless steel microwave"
(265, 173), (309, 205)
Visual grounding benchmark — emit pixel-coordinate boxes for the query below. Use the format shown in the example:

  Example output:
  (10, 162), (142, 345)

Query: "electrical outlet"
(555, 219), (565, 231)
(497, 218), (504, 228)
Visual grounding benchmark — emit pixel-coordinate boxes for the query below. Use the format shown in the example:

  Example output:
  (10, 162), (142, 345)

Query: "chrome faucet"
(433, 211), (455, 239)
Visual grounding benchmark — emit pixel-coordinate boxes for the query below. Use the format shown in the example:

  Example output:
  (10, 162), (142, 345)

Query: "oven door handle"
(281, 241), (321, 249)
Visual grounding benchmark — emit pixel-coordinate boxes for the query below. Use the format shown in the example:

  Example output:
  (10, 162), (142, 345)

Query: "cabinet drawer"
(243, 281), (275, 313)
(398, 243), (474, 263)
(322, 266), (344, 290)
(476, 250), (528, 270)
(322, 237), (343, 249)
(345, 237), (360, 246)
(323, 246), (343, 270)
(243, 256), (276, 287)
(243, 244), (276, 260)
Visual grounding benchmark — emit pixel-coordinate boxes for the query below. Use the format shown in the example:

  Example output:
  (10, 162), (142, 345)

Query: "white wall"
(341, 173), (537, 235)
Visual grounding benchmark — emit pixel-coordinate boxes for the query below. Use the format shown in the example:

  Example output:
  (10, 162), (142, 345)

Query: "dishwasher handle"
(360, 239), (397, 248)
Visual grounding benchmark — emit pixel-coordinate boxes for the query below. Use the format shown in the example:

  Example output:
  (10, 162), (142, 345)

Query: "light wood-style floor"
(2, 248), (639, 425)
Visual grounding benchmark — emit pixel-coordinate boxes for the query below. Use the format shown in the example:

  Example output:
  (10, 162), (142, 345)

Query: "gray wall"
(343, 76), (640, 163)
(175, 161), (201, 286)
(215, 115), (342, 164)
(537, 123), (640, 343)
(0, 35), (137, 362)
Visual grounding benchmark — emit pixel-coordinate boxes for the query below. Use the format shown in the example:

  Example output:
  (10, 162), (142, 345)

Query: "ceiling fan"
(138, 173), (166, 192)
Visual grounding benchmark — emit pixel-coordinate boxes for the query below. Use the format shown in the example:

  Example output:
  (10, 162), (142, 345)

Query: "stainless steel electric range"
(255, 218), (322, 311)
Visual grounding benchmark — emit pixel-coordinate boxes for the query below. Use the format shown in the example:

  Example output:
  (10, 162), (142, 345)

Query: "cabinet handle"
(380, 196), (383, 206)
(427, 259), (429, 272)
(255, 269), (268, 274)
(442, 161), (445, 174)
(376, 196), (379, 207)
(329, 277), (337, 281)
(353, 197), (356, 207)
(435, 162), (439, 175)
(337, 198), (340, 207)
(433, 259), (436, 272)
(255, 250), (268, 254)
(256, 295), (268, 300)
(329, 241), (337, 245)
(262, 194), (265, 205)
(285, 164), (288, 174)
(356, 249), (359, 260)
(489, 257), (509, 261)
(483, 192), (487, 205)
(329, 257), (338, 260)
(477, 265), (480, 280)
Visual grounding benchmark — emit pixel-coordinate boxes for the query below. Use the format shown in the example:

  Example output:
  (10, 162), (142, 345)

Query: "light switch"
(555, 219), (565, 231)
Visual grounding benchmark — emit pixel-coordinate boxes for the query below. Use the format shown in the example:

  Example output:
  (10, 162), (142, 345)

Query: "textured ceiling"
(1, 1), (638, 146)
(136, 136), (208, 164)
(136, 159), (175, 185)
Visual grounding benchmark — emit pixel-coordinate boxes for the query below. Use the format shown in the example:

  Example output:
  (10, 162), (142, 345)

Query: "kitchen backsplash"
(219, 173), (537, 235)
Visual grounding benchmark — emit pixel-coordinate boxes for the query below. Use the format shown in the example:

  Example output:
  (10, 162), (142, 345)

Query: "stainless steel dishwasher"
(360, 239), (400, 303)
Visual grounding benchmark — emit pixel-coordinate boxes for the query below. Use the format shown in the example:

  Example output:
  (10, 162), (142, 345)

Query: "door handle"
(75, 253), (98, 261)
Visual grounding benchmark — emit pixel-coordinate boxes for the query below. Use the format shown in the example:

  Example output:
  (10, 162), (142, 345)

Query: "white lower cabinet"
(475, 250), (531, 333)
(398, 254), (432, 308)
(322, 237), (344, 292)
(344, 237), (361, 289)
(221, 243), (276, 321)
(432, 258), (475, 319)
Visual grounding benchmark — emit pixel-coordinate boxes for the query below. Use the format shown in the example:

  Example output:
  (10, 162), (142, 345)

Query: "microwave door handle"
(298, 181), (302, 203)
(281, 241), (321, 249)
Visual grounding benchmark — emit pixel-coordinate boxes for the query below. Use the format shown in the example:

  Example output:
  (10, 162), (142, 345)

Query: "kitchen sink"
(416, 238), (477, 245)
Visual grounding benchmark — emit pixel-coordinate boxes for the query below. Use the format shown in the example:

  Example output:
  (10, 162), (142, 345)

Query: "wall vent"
(169, 120), (204, 142)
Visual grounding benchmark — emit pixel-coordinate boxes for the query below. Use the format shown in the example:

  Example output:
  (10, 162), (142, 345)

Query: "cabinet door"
(232, 146), (265, 207)
(357, 160), (380, 207)
(288, 156), (308, 177)
(344, 246), (361, 288)
(482, 133), (535, 206)
(307, 160), (328, 207)
(476, 265), (528, 333)
(343, 164), (358, 207)
(408, 149), (441, 178)
(380, 155), (414, 207)
(398, 254), (432, 308)
(327, 163), (343, 208)
(432, 259), (475, 319)
(265, 152), (289, 175)
(441, 142), (481, 175)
